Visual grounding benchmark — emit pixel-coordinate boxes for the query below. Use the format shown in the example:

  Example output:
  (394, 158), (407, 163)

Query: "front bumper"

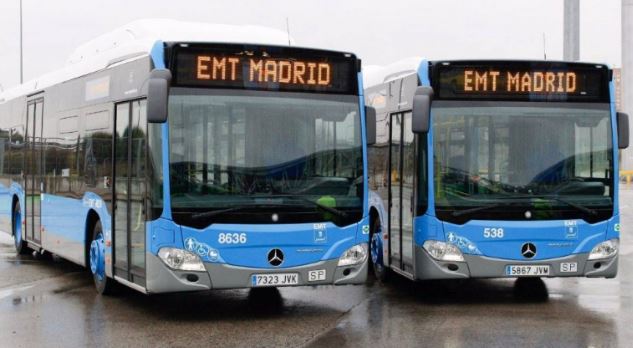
(145, 252), (368, 294)
(414, 246), (618, 280)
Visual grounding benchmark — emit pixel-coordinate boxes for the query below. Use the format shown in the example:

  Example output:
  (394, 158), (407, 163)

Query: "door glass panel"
(389, 113), (402, 264)
(402, 112), (414, 267)
(25, 103), (35, 241)
(114, 103), (129, 270)
(33, 102), (43, 242)
(130, 100), (147, 274)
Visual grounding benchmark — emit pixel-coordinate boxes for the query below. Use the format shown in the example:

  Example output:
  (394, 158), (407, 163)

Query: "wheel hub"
(13, 211), (22, 248)
(371, 231), (383, 265)
(90, 233), (106, 281)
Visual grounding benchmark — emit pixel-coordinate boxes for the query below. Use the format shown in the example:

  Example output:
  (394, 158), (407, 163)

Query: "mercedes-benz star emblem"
(521, 243), (537, 259)
(267, 248), (284, 266)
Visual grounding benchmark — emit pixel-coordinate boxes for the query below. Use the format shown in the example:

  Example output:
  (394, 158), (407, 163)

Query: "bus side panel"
(0, 98), (27, 236)
(368, 190), (389, 265)
(0, 122), (9, 231)
(0, 110), (9, 232)
(34, 57), (150, 268)
(0, 187), (10, 233)
(9, 183), (25, 237)
(41, 194), (87, 265)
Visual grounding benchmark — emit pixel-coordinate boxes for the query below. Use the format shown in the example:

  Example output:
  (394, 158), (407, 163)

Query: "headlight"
(423, 240), (464, 262)
(158, 247), (206, 271)
(588, 239), (619, 260)
(338, 243), (368, 266)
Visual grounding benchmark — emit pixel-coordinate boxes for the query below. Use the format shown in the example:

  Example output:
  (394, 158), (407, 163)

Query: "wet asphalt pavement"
(1, 189), (632, 348)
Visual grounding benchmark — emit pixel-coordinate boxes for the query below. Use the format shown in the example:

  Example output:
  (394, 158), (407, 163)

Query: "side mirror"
(147, 69), (172, 123)
(618, 112), (629, 149)
(365, 106), (377, 146)
(412, 86), (433, 133)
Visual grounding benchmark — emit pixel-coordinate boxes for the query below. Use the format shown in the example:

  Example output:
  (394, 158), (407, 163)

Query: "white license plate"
(308, 269), (326, 282)
(251, 273), (299, 287)
(505, 265), (550, 276)
(560, 262), (578, 273)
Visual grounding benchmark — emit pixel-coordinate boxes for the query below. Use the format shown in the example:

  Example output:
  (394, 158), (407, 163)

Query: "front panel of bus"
(415, 61), (619, 279)
(146, 43), (369, 292)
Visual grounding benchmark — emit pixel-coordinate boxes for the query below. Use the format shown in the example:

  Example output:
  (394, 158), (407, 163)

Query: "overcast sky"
(0, 0), (622, 90)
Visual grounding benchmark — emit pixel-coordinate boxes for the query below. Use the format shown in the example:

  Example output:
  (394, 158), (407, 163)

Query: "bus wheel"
(89, 221), (116, 295)
(12, 203), (30, 255)
(370, 218), (389, 283)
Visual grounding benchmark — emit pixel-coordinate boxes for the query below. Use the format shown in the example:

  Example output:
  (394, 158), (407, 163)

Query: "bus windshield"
(432, 102), (613, 223)
(168, 89), (363, 227)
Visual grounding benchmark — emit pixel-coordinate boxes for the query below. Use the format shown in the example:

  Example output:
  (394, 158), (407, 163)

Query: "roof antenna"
(542, 32), (547, 60)
(286, 17), (291, 46)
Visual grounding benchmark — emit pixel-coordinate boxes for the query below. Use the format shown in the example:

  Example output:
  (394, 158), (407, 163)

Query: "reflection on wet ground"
(0, 188), (631, 347)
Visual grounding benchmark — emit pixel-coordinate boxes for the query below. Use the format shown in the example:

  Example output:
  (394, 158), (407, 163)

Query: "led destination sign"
(172, 44), (358, 94)
(196, 56), (332, 86)
(434, 61), (610, 102)
(463, 70), (577, 93)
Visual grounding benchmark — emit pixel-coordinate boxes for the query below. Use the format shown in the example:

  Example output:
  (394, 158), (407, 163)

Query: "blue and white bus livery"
(0, 20), (373, 294)
(364, 59), (629, 281)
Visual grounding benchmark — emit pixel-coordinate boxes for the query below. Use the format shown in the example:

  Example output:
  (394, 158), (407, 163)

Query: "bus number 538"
(484, 228), (504, 239)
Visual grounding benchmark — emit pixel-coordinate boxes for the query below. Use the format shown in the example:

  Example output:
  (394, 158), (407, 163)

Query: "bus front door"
(25, 98), (44, 246)
(389, 112), (402, 270)
(389, 111), (415, 274)
(113, 100), (148, 287)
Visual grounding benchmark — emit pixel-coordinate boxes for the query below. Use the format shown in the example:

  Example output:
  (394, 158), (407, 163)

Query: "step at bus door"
(113, 100), (148, 287)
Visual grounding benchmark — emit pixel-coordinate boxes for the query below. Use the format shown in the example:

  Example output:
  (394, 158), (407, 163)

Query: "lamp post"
(19, 0), (23, 84)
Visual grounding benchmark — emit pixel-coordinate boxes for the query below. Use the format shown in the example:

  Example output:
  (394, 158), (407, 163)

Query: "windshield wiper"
(451, 203), (503, 217)
(188, 203), (296, 220)
(191, 206), (246, 220)
(288, 197), (348, 219)
(533, 195), (598, 216)
(494, 194), (598, 216)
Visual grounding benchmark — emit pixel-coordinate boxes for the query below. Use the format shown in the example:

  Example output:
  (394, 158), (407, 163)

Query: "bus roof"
(0, 19), (293, 104)
(363, 57), (423, 88)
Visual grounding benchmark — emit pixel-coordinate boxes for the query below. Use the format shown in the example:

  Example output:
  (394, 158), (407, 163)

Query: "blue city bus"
(0, 21), (373, 294)
(365, 59), (629, 281)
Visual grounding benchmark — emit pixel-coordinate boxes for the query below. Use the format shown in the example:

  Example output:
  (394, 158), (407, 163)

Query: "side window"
(401, 112), (415, 232)
(9, 126), (25, 177)
(368, 112), (389, 200)
(42, 110), (58, 194)
(84, 110), (113, 190)
(0, 127), (8, 177)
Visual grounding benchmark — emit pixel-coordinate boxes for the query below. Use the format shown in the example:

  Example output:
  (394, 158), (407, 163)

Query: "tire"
(89, 220), (117, 295)
(369, 217), (390, 283)
(12, 203), (30, 255)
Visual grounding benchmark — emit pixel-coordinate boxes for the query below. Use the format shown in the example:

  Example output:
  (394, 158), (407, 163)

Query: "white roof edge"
(0, 19), (293, 104)
(363, 57), (424, 88)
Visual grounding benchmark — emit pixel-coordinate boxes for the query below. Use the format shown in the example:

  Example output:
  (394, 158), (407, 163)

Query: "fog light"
(338, 243), (368, 266)
(158, 247), (206, 271)
(588, 239), (619, 260)
(423, 240), (464, 262)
